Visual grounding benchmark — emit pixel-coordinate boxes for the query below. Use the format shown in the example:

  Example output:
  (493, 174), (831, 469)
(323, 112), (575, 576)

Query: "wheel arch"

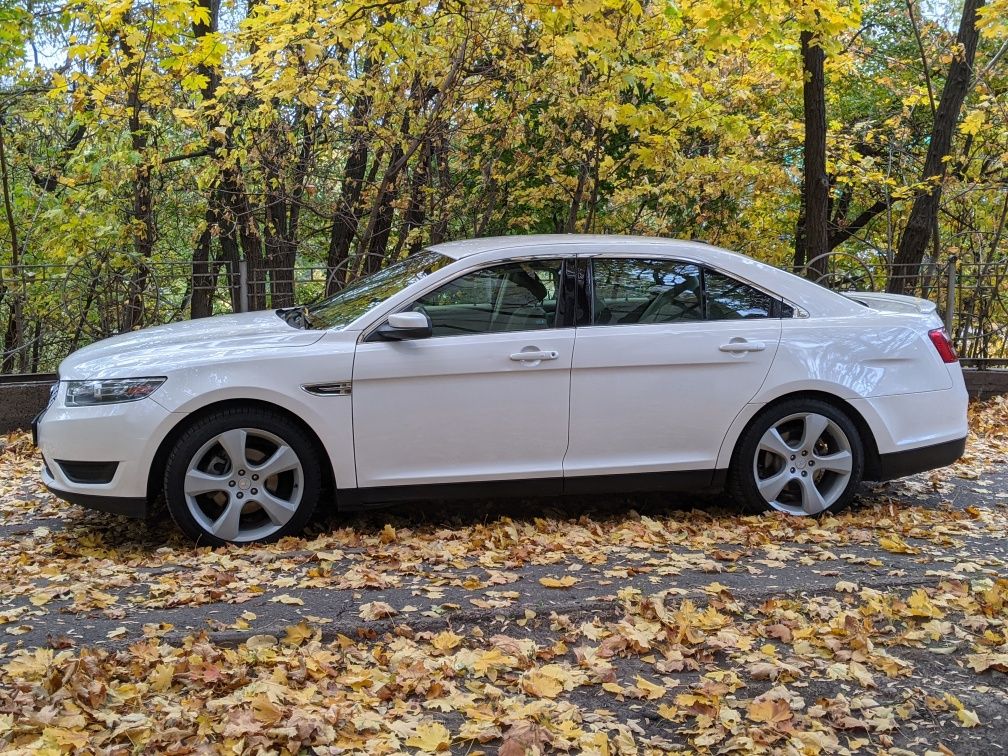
(724, 390), (881, 480)
(146, 398), (336, 502)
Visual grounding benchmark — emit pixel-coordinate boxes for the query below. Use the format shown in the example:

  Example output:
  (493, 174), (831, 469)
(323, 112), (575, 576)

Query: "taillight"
(928, 328), (958, 363)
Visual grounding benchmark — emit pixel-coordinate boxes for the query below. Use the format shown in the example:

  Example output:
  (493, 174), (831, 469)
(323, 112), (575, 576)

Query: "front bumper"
(42, 477), (148, 518)
(35, 388), (172, 503)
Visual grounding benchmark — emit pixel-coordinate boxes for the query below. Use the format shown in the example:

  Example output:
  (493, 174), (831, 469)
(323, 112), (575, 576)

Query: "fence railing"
(796, 253), (1008, 366)
(2, 252), (1007, 374)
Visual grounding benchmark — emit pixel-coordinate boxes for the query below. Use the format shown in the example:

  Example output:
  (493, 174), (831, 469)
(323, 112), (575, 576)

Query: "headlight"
(65, 377), (166, 407)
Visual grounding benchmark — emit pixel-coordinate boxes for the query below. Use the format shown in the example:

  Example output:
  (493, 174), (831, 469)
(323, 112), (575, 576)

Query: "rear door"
(564, 257), (782, 481)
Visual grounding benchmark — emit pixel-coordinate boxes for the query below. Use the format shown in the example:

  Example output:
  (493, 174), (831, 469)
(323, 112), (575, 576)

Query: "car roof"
(428, 234), (714, 260)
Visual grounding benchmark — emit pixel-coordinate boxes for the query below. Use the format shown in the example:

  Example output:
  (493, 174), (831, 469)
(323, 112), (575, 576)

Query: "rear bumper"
(874, 436), (966, 481)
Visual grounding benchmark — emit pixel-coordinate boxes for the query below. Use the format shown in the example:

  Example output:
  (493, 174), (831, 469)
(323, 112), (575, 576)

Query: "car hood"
(59, 311), (326, 379)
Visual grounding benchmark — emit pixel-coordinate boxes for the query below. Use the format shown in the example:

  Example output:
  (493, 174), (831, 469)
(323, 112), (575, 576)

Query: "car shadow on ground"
(309, 485), (880, 541)
(31, 483), (879, 553)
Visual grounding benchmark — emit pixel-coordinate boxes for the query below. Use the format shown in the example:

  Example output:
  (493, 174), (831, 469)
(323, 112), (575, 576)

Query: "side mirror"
(376, 311), (433, 341)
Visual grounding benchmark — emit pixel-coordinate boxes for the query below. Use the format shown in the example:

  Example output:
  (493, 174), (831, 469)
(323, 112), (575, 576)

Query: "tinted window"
(409, 260), (563, 337)
(704, 269), (773, 320)
(591, 259), (703, 325)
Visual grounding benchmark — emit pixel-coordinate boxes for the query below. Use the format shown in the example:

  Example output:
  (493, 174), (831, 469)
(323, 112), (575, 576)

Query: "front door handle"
(510, 350), (559, 362)
(719, 340), (766, 353)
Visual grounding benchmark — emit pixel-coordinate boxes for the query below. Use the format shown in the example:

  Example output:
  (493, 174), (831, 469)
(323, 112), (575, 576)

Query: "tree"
(888, 0), (987, 294)
(795, 29), (830, 279)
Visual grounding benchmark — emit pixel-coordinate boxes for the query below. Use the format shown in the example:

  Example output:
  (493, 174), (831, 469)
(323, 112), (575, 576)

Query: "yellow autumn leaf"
(283, 622), (313, 646)
(405, 721), (451, 751)
(523, 670), (564, 698)
(431, 630), (463, 653)
(359, 601), (397, 620)
(879, 534), (918, 554)
(634, 675), (666, 700)
(148, 663), (174, 692)
(270, 593), (304, 606)
(960, 110), (985, 137)
(251, 692), (283, 724)
(657, 703), (678, 720)
(539, 575), (578, 588)
(957, 708), (981, 728)
(472, 648), (514, 676)
(747, 697), (793, 723)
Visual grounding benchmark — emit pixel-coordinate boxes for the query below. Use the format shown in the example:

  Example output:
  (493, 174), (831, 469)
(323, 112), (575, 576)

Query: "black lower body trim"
(339, 469), (727, 509)
(875, 436), (967, 481)
(44, 484), (148, 518)
(55, 460), (119, 484)
(564, 469), (725, 496)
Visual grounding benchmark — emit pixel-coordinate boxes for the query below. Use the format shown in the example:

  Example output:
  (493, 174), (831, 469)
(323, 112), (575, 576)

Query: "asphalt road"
(1, 440), (1007, 752)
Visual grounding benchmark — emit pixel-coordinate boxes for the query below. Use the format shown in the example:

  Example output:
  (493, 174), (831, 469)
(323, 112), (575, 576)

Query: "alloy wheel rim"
(183, 428), (304, 542)
(752, 412), (853, 516)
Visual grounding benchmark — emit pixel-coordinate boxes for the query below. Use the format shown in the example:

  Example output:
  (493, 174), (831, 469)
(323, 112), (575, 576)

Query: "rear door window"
(590, 258), (779, 324)
(590, 259), (703, 325)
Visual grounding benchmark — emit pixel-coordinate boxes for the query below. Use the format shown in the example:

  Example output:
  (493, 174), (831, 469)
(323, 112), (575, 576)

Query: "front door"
(352, 258), (576, 490)
(564, 257), (782, 481)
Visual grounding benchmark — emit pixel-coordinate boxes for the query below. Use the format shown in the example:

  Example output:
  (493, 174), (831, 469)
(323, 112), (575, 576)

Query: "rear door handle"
(719, 340), (766, 353)
(510, 350), (559, 362)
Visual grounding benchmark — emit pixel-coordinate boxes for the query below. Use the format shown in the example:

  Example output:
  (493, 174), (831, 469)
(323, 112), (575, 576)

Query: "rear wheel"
(164, 407), (321, 545)
(728, 399), (863, 516)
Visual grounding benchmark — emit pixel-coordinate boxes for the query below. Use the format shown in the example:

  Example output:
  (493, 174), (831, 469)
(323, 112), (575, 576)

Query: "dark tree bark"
(326, 90), (372, 294)
(889, 0), (986, 294)
(262, 109), (314, 308)
(795, 30), (830, 280)
(429, 133), (451, 246)
(0, 120), (22, 373)
(191, 203), (218, 319)
(189, 0), (221, 319)
(120, 12), (155, 332)
(357, 43), (468, 275)
(392, 140), (430, 259)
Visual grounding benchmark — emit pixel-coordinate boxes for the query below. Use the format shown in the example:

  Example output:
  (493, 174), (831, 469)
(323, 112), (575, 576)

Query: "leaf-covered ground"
(2, 402), (1008, 754)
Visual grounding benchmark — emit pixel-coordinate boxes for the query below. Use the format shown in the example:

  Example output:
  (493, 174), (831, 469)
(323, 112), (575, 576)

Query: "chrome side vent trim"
(301, 381), (352, 396)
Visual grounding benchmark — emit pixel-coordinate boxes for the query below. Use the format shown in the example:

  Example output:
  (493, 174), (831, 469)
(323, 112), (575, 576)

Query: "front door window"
(408, 260), (565, 337)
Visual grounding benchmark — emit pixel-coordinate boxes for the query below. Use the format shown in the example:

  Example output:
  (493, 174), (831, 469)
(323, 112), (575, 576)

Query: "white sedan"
(35, 235), (968, 544)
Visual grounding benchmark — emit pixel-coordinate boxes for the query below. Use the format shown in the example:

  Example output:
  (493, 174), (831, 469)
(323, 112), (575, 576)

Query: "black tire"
(164, 407), (322, 545)
(727, 398), (864, 516)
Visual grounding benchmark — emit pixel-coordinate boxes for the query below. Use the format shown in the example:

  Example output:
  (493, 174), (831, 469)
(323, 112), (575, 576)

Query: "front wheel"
(728, 399), (864, 516)
(164, 408), (321, 545)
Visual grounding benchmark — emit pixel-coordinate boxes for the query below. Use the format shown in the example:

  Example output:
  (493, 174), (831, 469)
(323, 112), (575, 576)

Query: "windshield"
(305, 250), (453, 329)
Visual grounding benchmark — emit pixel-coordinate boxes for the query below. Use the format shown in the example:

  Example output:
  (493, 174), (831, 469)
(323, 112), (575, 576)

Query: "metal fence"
(796, 253), (1008, 368)
(0, 257), (338, 374)
(1, 252), (1007, 374)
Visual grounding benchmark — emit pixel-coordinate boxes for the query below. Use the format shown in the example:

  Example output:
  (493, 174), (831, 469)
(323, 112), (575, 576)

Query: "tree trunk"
(326, 65), (373, 294)
(191, 203), (216, 319)
(889, 0), (985, 294)
(393, 141), (430, 259)
(120, 14), (154, 332)
(798, 30), (829, 281)
(190, 0), (222, 319)
(0, 119), (21, 373)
